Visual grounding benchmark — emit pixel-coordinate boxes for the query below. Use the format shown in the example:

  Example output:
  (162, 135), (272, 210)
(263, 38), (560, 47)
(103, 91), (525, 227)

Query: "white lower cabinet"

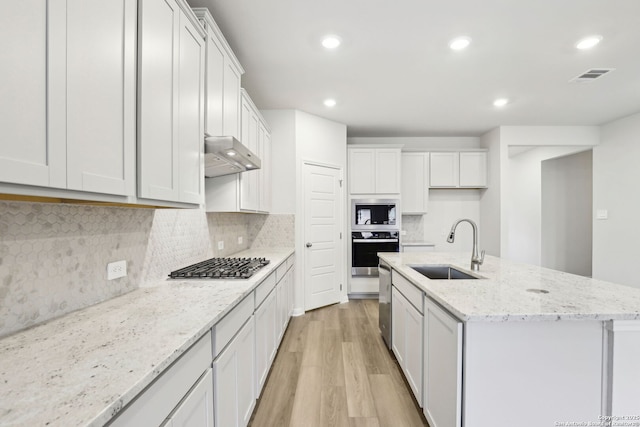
(214, 315), (256, 427)
(606, 320), (640, 416)
(391, 286), (423, 404)
(110, 334), (213, 427)
(255, 289), (277, 395)
(287, 267), (295, 317)
(165, 369), (214, 427)
(423, 297), (463, 427)
(276, 273), (288, 344)
(110, 256), (295, 427)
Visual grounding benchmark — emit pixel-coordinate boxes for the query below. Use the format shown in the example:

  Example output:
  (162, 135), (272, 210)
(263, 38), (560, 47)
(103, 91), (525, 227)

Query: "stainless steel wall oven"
(351, 230), (399, 276)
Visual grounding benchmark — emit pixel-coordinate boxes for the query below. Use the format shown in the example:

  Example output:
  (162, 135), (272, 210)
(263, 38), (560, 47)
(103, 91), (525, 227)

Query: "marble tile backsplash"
(0, 201), (295, 338)
(0, 202), (154, 338)
(139, 209), (214, 286)
(249, 214), (295, 248)
(402, 215), (425, 242)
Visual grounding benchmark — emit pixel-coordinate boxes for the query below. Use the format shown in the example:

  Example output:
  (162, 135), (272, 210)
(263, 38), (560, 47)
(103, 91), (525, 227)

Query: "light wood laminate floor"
(249, 299), (430, 427)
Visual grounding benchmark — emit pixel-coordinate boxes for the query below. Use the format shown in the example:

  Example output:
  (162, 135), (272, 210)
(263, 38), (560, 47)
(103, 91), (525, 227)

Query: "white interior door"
(304, 163), (343, 311)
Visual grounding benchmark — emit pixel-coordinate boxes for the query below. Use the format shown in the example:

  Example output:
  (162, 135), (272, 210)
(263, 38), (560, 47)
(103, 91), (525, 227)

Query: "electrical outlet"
(217, 241), (224, 250)
(238, 236), (243, 244)
(107, 260), (127, 280)
(401, 230), (407, 236)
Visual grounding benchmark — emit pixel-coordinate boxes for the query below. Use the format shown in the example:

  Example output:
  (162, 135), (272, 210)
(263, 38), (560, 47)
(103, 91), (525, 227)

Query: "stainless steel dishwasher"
(378, 260), (392, 349)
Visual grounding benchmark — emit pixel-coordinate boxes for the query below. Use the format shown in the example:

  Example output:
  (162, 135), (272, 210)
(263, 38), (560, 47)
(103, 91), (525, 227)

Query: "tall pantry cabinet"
(0, 0), (136, 196)
(138, 0), (205, 205)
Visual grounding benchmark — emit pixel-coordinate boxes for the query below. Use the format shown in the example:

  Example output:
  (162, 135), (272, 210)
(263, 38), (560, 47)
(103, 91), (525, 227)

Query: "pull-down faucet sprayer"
(447, 218), (485, 271)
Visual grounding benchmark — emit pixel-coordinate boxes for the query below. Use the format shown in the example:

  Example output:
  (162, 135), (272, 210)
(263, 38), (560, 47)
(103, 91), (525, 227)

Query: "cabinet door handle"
(306, 242), (313, 248)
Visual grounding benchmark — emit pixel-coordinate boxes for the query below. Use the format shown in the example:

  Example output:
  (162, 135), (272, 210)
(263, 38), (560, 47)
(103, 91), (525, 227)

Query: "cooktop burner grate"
(169, 257), (270, 279)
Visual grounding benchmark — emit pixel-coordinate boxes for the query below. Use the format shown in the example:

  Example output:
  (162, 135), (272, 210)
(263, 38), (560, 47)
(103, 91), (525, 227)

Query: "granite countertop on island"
(0, 247), (294, 427)
(379, 251), (640, 322)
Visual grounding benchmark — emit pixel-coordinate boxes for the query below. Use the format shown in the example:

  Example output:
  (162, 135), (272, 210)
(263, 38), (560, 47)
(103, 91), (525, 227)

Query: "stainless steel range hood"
(204, 135), (261, 178)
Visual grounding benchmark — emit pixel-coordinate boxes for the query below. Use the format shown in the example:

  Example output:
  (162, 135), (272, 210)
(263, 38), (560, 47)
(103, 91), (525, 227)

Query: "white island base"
(379, 251), (640, 427)
(464, 320), (602, 426)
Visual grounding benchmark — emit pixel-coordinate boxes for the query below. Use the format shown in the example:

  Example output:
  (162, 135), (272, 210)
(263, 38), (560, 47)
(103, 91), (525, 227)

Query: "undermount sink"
(409, 264), (482, 280)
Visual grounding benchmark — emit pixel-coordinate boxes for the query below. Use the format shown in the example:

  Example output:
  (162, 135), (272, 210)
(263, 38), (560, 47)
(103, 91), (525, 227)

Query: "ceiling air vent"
(569, 68), (615, 83)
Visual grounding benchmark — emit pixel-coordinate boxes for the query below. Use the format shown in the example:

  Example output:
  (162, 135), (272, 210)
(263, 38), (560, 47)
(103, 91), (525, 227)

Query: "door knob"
(306, 242), (313, 248)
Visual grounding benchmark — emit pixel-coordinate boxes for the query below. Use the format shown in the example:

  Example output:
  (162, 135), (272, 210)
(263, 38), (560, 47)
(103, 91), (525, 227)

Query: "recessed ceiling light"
(576, 35), (602, 50)
(324, 98), (337, 107)
(321, 36), (341, 49)
(493, 98), (509, 107)
(226, 151), (236, 156)
(449, 37), (471, 51)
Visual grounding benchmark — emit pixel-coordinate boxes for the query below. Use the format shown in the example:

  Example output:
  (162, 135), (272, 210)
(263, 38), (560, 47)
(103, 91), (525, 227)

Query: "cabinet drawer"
(286, 254), (294, 271)
(393, 272), (423, 314)
(254, 272), (276, 309)
(110, 333), (212, 427)
(276, 262), (287, 283)
(213, 294), (253, 357)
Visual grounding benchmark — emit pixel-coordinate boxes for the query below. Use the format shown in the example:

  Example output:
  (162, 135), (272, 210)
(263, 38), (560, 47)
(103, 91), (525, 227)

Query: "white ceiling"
(187, 0), (640, 137)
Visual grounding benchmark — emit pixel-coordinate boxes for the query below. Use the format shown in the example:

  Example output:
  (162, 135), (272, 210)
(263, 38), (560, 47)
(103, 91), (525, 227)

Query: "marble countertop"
(379, 251), (640, 322)
(0, 247), (294, 427)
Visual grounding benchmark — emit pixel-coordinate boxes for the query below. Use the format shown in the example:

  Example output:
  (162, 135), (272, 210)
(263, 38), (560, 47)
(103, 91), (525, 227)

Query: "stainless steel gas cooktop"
(169, 257), (270, 279)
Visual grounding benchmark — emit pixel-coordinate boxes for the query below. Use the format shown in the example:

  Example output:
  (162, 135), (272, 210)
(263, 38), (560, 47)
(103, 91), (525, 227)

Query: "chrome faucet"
(447, 218), (485, 271)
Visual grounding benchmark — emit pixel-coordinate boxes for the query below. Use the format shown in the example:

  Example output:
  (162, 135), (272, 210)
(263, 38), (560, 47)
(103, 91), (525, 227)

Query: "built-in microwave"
(351, 199), (398, 231)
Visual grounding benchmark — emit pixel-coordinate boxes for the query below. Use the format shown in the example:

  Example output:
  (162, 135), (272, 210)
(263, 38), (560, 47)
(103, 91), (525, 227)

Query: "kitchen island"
(379, 251), (640, 427)
(0, 247), (294, 427)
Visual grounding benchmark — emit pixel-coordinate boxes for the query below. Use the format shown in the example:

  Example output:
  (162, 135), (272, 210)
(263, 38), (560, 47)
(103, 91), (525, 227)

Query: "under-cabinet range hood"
(204, 135), (261, 178)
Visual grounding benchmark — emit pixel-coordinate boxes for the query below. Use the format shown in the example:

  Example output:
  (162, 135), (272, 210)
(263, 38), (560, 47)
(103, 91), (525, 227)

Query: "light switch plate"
(238, 236), (243, 244)
(596, 209), (608, 220)
(217, 241), (224, 250)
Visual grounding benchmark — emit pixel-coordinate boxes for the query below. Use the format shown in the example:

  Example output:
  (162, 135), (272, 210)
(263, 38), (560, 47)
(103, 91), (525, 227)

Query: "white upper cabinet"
(0, 1), (62, 189)
(430, 151), (487, 188)
(0, 0), (136, 196)
(375, 149), (402, 194)
(459, 151), (488, 187)
(223, 62), (242, 140)
(430, 152), (460, 187)
(240, 91), (260, 211)
(348, 147), (401, 194)
(193, 8), (244, 139)
(260, 129), (272, 212)
(138, 0), (205, 205)
(205, 89), (271, 213)
(402, 153), (429, 214)
(348, 149), (376, 194)
(65, 0), (137, 196)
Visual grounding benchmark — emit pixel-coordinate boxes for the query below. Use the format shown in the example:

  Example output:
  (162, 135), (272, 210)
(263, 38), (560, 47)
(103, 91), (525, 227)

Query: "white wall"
(504, 146), (591, 265)
(501, 126), (600, 147)
(593, 112), (640, 288)
(541, 150), (592, 277)
(480, 126), (600, 259)
(425, 189), (481, 253)
(260, 109), (348, 312)
(348, 136), (480, 150)
(480, 128), (503, 256)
